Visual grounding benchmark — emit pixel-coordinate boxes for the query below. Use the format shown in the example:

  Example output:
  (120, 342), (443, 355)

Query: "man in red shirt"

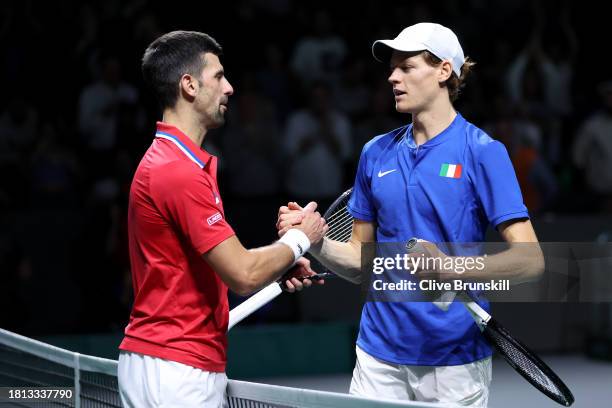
(118, 31), (328, 407)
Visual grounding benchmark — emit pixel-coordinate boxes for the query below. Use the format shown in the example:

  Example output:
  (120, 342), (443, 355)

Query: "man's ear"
(438, 60), (453, 82)
(179, 74), (198, 101)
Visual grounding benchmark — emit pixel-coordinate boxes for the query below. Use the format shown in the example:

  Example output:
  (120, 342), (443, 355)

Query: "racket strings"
(494, 331), (556, 391)
(327, 211), (352, 233)
(327, 209), (351, 228)
(325, 202), (350, 222)
(328, 229), (351, 243)
(485, 322), (573, 406)
(326, 204), (352, 243)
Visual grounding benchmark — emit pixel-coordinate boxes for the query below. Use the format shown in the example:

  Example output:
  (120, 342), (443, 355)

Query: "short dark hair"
(142, 31), (223, 110)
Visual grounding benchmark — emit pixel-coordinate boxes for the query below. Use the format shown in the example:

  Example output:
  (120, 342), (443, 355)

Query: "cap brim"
(371, 39), (426, 62)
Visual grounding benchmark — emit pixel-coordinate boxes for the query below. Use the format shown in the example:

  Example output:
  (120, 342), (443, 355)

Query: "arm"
(153, 160), (327, 296)
(418, 219), (544, 285)
(309, 220), (375, 284)
(203, 236), (293, 296)
(418, 139), (544, 284)
(464, 219), (544, 284)
(472, 139), (544, 282)
(204, 211), (327, 296)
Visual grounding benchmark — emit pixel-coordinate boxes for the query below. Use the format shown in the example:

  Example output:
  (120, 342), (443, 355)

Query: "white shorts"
(118, 351), (227, 408)
(350, 346), (492, 407)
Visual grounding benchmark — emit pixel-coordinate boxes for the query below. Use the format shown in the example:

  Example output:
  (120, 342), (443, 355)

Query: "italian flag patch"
(439, 163), (462, 178)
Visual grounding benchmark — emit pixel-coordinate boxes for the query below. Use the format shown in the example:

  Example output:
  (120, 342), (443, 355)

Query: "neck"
(411, 97), (457, 145)
(162, 106), (207, 147)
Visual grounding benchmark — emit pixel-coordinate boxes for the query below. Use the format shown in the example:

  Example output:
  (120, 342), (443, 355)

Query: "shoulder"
(361, 124), (409, 158)
(150, 160), (211, 196)
(461, 118), (508, 161)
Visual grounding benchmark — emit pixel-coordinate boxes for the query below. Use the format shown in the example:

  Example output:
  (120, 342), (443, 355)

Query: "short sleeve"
(347, 146), (375, 222)
(152, 162), (235, 254)
(474, 141), (529, 227)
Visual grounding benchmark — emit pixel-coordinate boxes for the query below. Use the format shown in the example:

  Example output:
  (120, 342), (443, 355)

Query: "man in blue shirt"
(278, 23), (544, 406)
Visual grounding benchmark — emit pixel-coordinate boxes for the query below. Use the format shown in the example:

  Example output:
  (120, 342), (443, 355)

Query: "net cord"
(227, 380), (448, 408)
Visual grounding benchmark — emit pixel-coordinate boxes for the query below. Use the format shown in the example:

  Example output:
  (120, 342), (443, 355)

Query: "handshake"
(277, 201), (328, 244)
(274, 201), (328, 292)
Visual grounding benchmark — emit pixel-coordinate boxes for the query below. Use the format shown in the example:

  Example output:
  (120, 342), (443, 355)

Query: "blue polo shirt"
(347, 112), (529, 366)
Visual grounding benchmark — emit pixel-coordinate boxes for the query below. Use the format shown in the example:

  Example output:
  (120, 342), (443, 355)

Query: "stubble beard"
(205, 106), (226, 129)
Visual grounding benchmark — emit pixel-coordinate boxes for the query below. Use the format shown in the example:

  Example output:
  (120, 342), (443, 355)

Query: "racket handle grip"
(463, 299), (491, 331)
(228, 282), (283, 331)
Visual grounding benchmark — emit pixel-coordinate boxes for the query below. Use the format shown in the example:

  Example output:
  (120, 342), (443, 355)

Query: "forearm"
(204, 236), (297, 296)
(453, 244), (545, 284)
(240, 243), (296, 292)
(310, 237), (362, 284)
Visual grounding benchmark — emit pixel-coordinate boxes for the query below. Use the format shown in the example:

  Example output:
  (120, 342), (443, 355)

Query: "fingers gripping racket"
(227, 189), (353, 331)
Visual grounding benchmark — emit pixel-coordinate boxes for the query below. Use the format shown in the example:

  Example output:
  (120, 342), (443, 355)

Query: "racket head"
(484, 318), (574, 406)
(322, 188), (354, 243)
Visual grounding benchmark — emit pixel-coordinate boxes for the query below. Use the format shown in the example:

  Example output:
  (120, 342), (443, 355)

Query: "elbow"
(232, 287), (255, 297)
(227, 254), (263, 296)
(230, 276), (260, 297)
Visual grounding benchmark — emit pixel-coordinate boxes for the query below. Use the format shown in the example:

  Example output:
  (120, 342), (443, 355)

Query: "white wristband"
(278, 229), (311, 264)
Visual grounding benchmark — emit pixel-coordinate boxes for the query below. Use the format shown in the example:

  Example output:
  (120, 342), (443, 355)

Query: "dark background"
(1, 0), (611, 347)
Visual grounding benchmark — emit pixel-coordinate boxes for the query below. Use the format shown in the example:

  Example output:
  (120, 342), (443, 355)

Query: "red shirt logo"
(207, 212), (222, 226)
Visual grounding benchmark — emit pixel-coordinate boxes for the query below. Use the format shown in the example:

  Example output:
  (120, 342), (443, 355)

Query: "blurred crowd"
(1, 0), (611, 335)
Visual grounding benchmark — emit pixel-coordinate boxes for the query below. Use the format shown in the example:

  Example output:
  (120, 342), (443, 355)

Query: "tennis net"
(0, 328), (443, 407)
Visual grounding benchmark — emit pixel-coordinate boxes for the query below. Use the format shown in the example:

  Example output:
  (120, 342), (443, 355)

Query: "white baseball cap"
(372, 23), (465, 77)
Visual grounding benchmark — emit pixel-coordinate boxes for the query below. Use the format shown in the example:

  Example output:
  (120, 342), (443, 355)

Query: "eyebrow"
(389, 61), (410, 69)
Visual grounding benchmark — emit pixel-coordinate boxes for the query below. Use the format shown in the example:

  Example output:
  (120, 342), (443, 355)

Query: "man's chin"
(395, 103), (415, 114)
(207, 115), (226, 129)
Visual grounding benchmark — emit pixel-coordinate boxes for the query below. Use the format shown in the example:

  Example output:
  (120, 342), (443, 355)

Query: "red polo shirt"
(120, 122), (235, 372)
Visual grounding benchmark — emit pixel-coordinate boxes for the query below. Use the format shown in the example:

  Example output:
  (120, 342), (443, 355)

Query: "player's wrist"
(278, 229), (311, 265)
(308, 236), (324, 256)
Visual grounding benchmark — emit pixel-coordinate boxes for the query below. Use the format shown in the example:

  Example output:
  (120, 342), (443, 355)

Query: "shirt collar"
(155, 122), (213, 169)
(405, 112), (465, 149)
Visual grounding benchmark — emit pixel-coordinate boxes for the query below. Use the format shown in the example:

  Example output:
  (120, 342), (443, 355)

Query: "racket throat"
(464, 300), (491, 331)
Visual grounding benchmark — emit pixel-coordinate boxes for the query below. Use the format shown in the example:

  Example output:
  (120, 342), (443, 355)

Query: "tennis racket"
(227, 188), (353, 330)
(234, 188), (574, 406)
(462, 297), (574, 406)
(405, 238), (574, 405)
